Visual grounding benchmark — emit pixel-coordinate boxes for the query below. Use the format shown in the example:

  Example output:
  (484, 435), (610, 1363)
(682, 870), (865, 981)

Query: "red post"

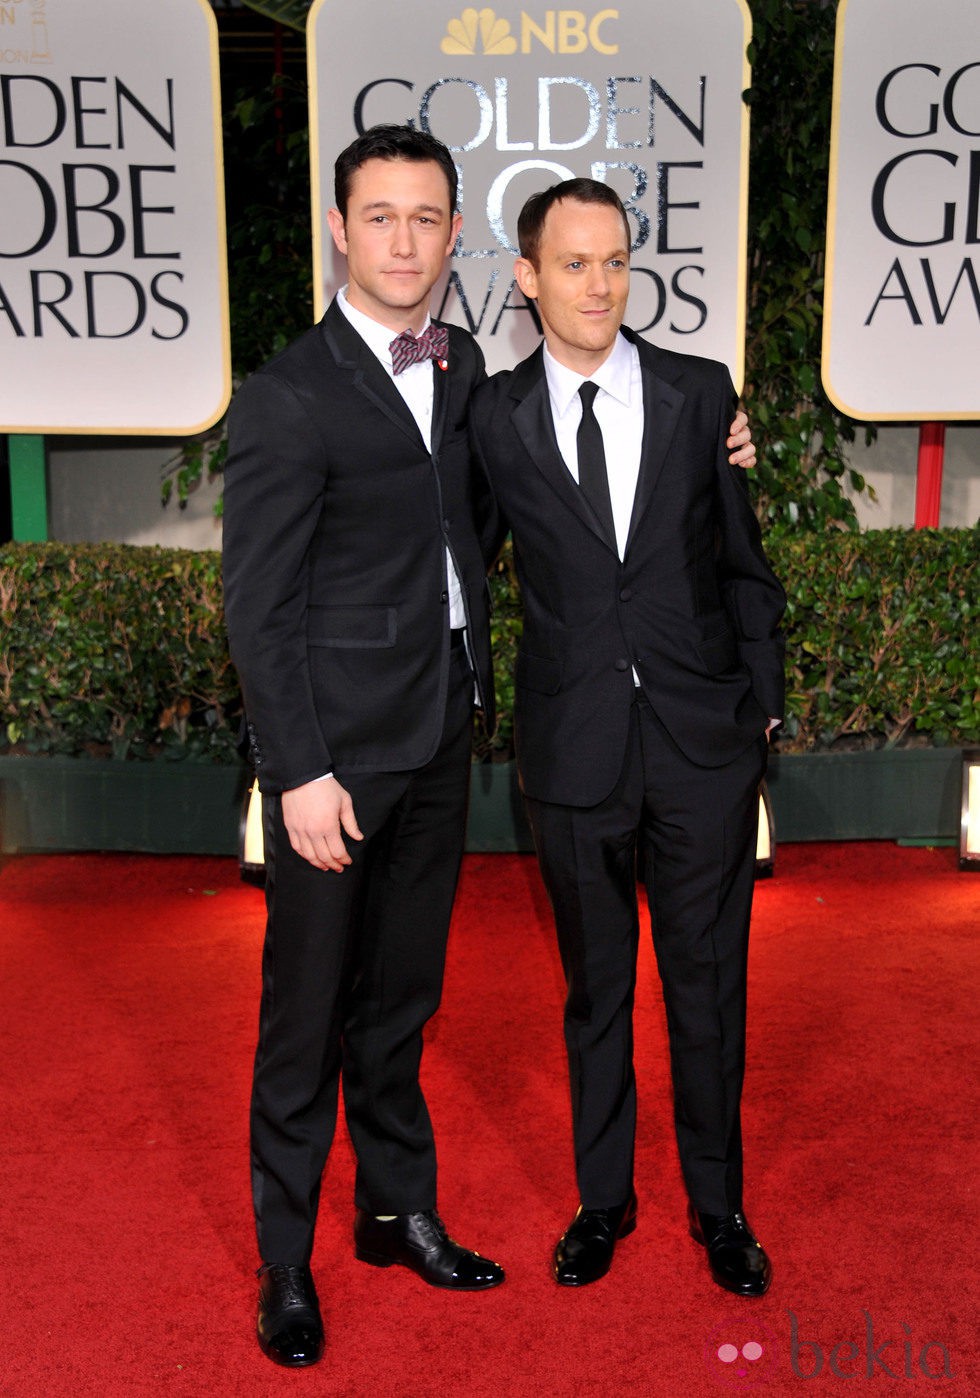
(914, 422), (946, 529)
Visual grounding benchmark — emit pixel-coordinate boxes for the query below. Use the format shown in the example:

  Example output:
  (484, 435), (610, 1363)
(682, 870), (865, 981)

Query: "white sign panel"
(823, 0), (980, 421)
(309, 0), (751, 386)
(0, 0), (230, 434)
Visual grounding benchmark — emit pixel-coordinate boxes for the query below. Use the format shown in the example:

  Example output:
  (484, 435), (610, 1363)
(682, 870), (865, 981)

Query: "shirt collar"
(337, 285), (431, 373)
(543, 331), (634, 418)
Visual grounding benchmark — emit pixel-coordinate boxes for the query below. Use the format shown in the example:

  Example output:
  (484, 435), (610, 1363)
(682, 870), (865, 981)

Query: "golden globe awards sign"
(823, 0), (980, 421)
(309, 0), (751, 386)
(0, 0), (230, 434)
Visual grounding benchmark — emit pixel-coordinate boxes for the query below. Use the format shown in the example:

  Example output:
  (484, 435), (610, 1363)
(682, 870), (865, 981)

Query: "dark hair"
(333, 124), (459, 219)
(517, 178), (631, 269)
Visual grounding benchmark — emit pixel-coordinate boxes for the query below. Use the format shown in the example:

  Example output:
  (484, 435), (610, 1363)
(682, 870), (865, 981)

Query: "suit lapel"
(623, 330), (684, 556)
(509, 348), (616, 550)
(429, 337), (451, 451)
(319, 301), (427, 451)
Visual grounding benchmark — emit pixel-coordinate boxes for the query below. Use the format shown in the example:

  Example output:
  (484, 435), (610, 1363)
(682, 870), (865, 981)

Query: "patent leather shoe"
(354, 1209), (505, 1290)
(256, 1262), (324, 1367)
(553, 1191), (638, 1286)
(688, 1205), (772, 1296)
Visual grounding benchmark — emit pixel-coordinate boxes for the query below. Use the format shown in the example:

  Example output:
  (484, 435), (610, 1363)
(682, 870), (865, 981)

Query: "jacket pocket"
(516, 649), (562, 694)
(694, 628), (738, 674)
(307, 604), (397, 649)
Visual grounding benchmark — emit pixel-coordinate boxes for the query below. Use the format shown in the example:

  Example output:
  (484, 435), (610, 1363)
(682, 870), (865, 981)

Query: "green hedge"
(1, 532), (977, 762)
(0, 544), (240, 762)
(777, 529), (978, 750)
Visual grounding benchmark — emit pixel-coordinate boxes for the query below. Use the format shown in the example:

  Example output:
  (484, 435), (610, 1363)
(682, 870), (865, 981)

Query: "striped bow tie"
(389, 324), (449, 375)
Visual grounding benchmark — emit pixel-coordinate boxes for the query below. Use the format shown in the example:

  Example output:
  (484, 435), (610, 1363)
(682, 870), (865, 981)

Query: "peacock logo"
(441, 8), (518, 55)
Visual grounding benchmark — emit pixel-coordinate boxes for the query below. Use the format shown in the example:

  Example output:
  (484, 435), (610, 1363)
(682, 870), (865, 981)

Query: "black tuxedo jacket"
(223, 299), (493, 794)
(470, 327), (786, 808)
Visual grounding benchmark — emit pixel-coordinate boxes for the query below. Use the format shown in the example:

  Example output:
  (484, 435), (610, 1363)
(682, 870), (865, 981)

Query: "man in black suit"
(470, 179), (785, 1298)
(222, 127), (504, 1369)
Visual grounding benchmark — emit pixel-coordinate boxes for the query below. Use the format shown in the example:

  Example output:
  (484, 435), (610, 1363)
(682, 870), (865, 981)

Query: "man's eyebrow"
(358, 201), (446, 216)
(553, 247), (629, 259)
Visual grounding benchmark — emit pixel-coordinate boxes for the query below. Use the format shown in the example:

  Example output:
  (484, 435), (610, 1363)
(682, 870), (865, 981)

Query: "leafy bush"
(1, 533), (976, 763)
(0, 544), (240, 761)
(776, 528), (979, 751)
(744, 0), (876, 534)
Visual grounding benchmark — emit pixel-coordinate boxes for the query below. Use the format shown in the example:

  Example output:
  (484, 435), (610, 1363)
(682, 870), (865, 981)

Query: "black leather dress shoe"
(354, 1209), (505, 1290)
(688, 1206), (772, 1296)
(256, 1262), (324, 1367)
(553, 1191), (638, 1286)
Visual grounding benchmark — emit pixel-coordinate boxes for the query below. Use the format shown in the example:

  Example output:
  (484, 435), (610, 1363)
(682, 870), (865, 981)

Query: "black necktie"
(577, 381), (615, 543)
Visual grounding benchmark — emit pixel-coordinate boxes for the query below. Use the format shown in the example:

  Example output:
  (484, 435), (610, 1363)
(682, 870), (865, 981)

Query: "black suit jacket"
(470, 328), (785, 808)
(223, 299), (493, 794)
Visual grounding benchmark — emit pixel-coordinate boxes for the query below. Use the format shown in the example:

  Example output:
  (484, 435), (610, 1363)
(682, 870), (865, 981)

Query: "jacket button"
(619, 587), (632, 602)
(440, 591), (449, 603)
(615, 658), (630, 672)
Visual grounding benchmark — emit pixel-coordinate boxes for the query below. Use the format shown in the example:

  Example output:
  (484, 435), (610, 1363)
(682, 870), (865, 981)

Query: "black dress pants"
(250, 642), (474, 1265)
(524, 695), (767, 1217)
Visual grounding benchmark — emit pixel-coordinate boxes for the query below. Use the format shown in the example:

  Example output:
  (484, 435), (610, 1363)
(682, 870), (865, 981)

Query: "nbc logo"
(441, 7), (619, 56)
(442, 7), (518, 54)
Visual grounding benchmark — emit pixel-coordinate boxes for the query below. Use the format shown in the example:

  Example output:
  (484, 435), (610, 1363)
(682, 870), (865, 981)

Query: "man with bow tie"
(222, 127), (757, 1369)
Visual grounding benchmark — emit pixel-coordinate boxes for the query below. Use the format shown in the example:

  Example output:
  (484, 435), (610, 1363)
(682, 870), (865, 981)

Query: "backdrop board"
(823, 0), (980, 421)
(0, 0), (230, 435)
(309, 0), (751, 387)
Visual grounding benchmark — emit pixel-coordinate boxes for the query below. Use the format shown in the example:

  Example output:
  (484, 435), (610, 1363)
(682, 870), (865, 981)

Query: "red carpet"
(0, 844), (977, 1396)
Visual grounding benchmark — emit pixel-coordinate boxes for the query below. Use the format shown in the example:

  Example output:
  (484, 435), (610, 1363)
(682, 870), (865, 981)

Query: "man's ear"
(446, 210), (464, 254)
(514, 257), (538, 300)
(326, 207), (348, 256)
